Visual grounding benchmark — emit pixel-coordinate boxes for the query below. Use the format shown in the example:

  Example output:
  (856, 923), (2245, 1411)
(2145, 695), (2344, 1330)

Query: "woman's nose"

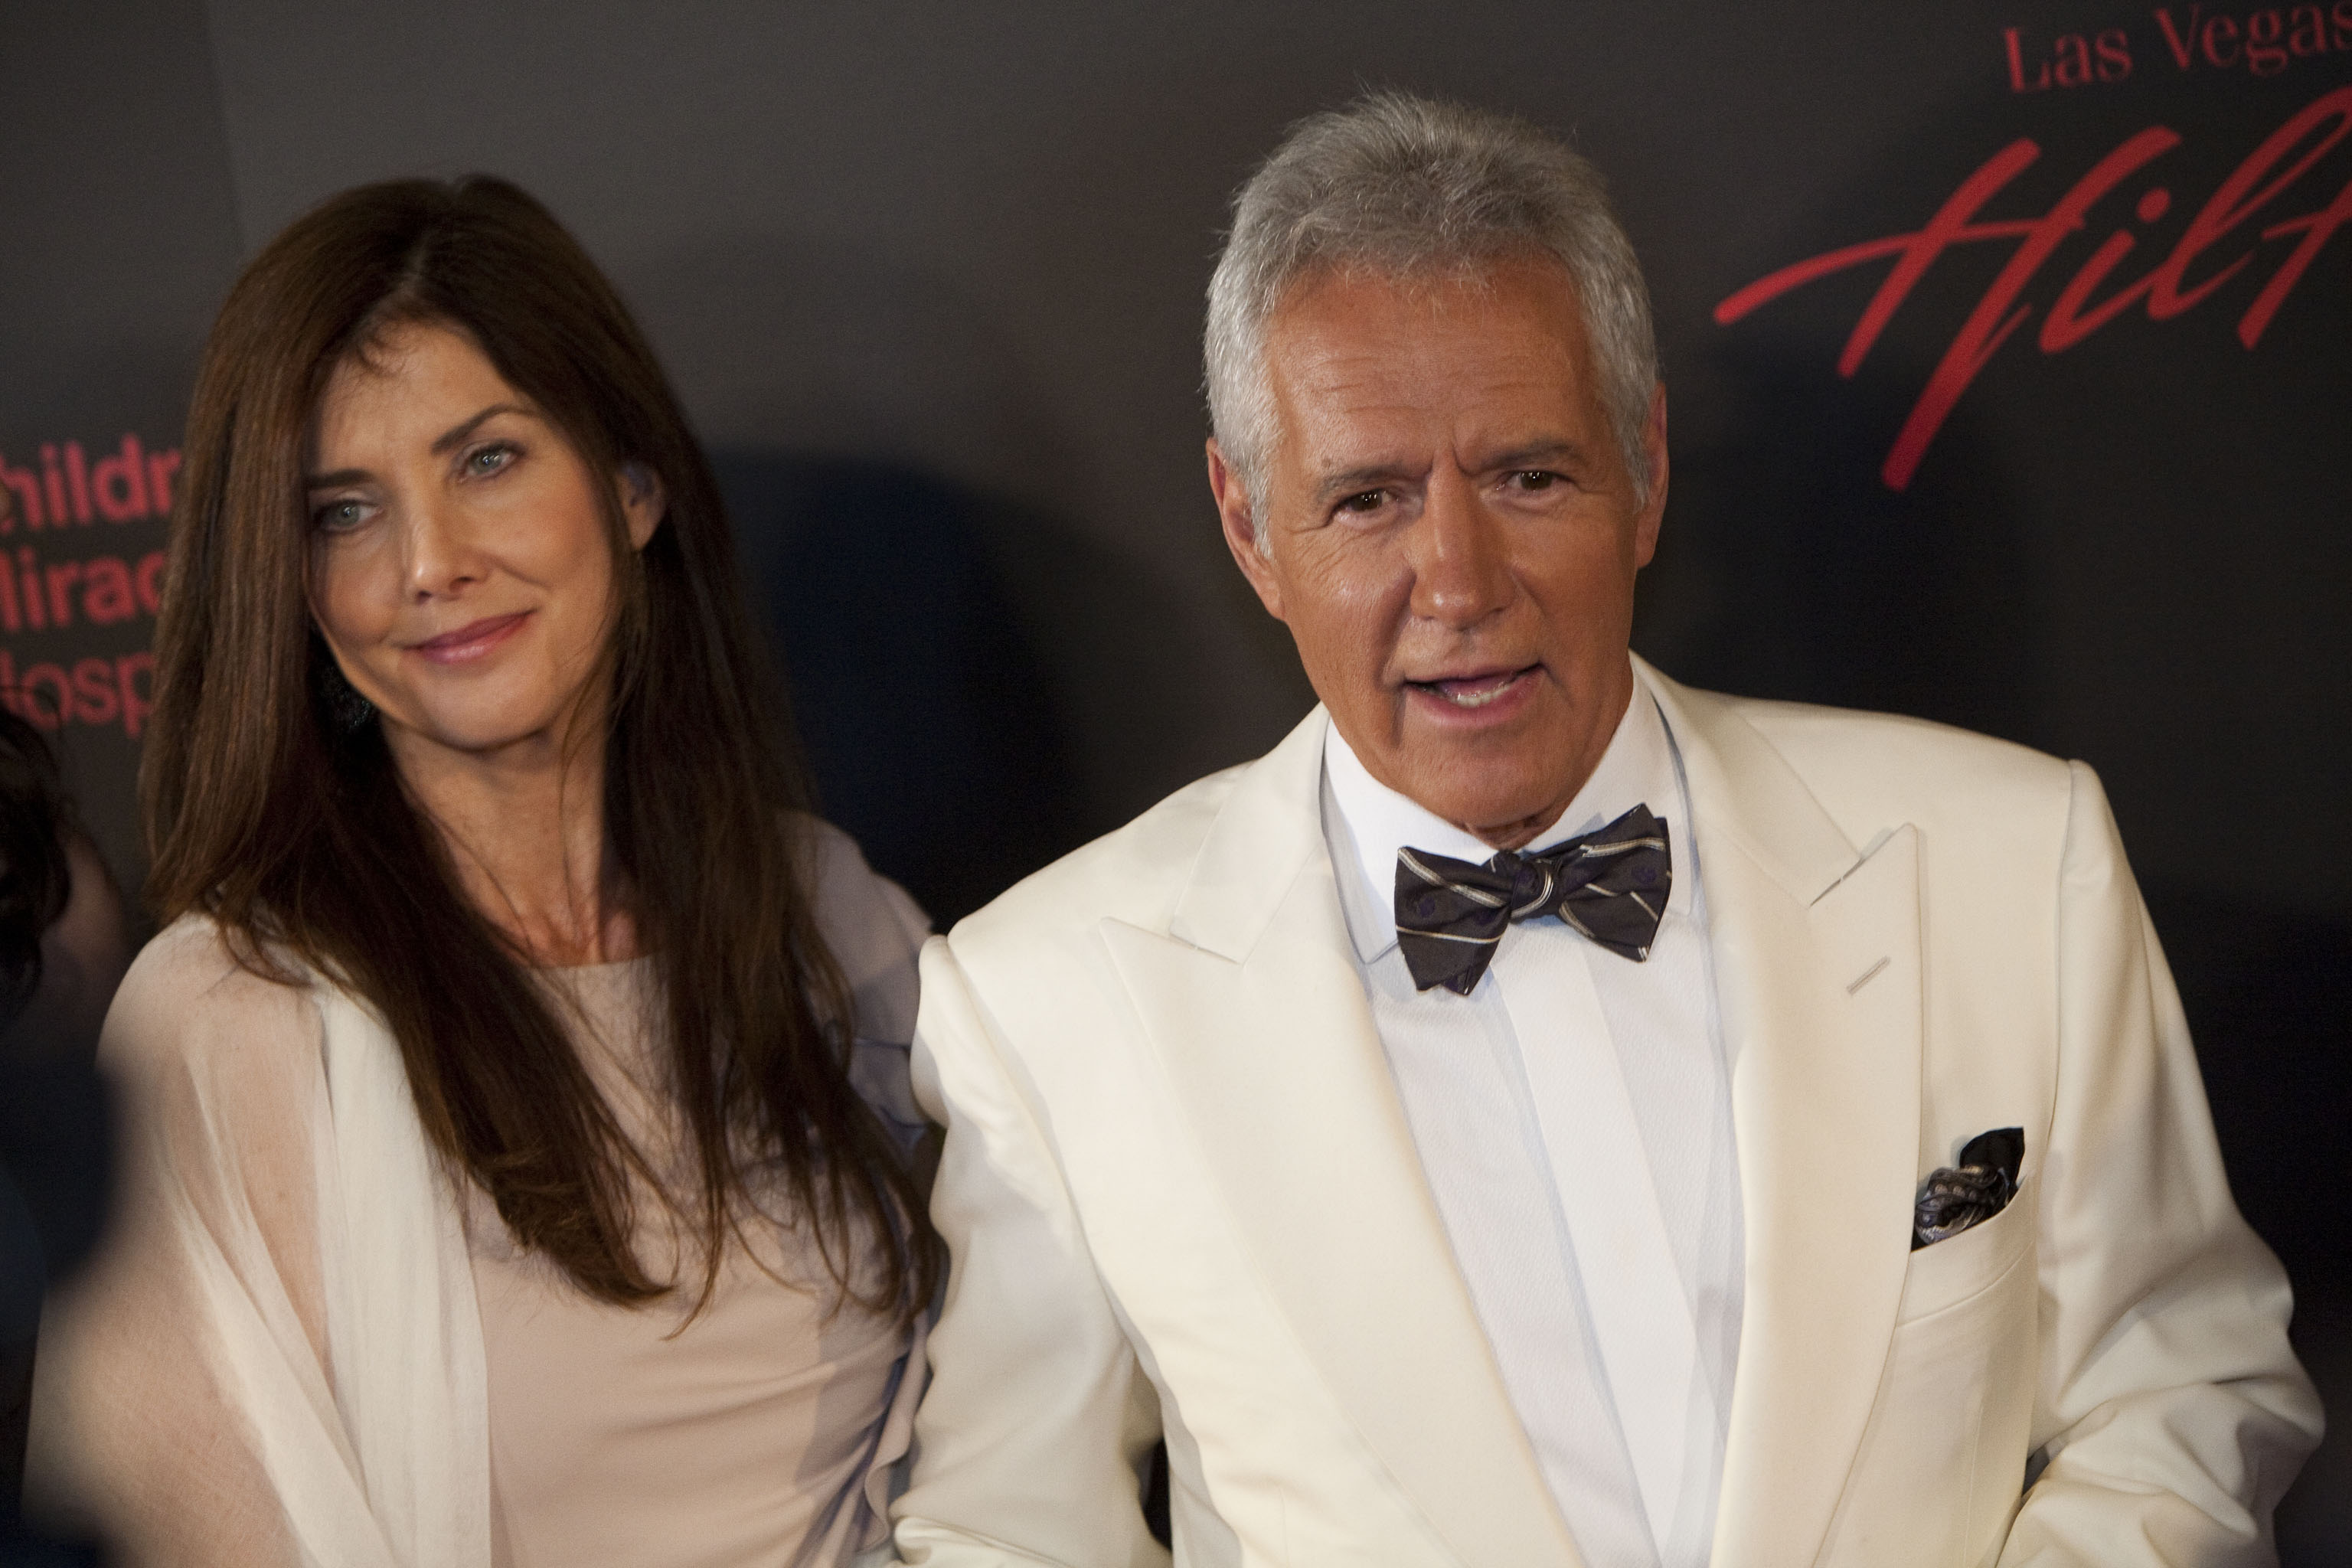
(401, 494), (485, 599)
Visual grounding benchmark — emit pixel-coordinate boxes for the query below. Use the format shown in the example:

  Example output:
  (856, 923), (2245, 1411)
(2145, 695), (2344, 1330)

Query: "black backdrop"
(4, 2), (2345, 1554)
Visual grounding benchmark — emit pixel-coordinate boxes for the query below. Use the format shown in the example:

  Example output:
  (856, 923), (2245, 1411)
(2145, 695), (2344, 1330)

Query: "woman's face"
(304, 322), (662, 764)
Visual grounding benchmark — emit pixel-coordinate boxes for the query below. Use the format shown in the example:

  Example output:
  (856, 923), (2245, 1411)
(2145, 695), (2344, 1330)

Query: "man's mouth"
(1406, 665), (1538, 708)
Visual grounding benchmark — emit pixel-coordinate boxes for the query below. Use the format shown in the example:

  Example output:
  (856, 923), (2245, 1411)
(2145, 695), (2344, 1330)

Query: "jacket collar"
(1635, 657), (1861, 905)
(1167, 701), (1331, 962)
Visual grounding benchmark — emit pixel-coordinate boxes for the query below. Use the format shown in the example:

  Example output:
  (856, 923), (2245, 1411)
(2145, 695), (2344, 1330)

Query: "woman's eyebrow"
(305, 403), (534, 488)
(429, 401), (531, 455)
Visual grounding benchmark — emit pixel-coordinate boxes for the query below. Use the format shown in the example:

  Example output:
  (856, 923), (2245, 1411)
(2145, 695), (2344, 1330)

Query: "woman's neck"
(384, 712), (635, 968)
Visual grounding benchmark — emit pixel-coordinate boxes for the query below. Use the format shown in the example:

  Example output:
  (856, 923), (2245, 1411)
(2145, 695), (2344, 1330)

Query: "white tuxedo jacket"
(894, 662), (2320, 1568)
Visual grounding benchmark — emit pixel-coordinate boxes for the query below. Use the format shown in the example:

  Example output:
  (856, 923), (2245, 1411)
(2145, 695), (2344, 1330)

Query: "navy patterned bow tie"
(1393, 804), (1672, 995)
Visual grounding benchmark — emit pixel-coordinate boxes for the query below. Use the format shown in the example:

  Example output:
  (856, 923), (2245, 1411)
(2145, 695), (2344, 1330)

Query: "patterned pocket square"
(1912, 1127), (2025, 1250)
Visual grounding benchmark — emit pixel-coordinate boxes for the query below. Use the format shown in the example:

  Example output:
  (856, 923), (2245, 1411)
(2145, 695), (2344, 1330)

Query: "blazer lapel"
(1642, 665), (1923, 1568)
(1104, 709), (1583, 1568)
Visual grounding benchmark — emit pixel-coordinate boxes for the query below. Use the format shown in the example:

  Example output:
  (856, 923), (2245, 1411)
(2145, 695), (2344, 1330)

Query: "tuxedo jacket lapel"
(1643, 665), (1924, 1568)
(1104, 710), (1584, 1568)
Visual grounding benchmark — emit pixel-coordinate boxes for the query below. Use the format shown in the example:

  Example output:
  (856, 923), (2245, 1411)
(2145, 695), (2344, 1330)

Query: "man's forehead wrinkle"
(1469, 435), (1587, 471)
(1282, 354), (1571, 432)
(1274, 307), (1577, 395)
(1290, 374), (1587, 470)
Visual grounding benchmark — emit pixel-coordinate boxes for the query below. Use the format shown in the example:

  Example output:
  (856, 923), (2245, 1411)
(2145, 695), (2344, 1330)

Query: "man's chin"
(1387, 760), (1577, 849)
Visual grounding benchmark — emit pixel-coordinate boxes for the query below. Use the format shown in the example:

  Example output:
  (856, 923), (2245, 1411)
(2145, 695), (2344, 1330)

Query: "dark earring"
(319, 660), (375, 734)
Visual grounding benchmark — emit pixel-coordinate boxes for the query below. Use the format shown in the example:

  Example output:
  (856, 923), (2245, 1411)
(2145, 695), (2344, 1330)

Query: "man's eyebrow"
(1310, 462), (1418, 505)
(1306, 439), (1593, 505)
(1478, 439), (1588, 471)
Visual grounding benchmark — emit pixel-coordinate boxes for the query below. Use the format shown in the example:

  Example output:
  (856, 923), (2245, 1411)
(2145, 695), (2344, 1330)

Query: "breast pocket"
(1899, 1191), (2034, 1321)
(1821, 1189), (2040, 1568)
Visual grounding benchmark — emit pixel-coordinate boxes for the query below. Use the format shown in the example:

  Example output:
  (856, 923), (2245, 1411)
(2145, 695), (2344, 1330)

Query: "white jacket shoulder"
(1726, 692), (2069, 793)
(948, 756), (1251, 957)
(1695, 688), (2082, 858)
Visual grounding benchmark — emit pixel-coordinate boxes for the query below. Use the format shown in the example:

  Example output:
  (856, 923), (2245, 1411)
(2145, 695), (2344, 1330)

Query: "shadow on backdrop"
(1639, 334), (2040, 744)
(715, 453), (1082, 926)
(2148, 882), (2352, 1566)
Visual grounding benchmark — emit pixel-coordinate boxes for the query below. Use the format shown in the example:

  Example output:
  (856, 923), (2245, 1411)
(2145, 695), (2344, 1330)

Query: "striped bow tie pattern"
(1393, 804), (1672, 995)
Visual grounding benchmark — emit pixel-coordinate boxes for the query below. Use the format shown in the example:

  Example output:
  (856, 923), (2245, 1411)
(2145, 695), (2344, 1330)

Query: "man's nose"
(1406, 471), (1513, 629)
(400, 495), (485, 599)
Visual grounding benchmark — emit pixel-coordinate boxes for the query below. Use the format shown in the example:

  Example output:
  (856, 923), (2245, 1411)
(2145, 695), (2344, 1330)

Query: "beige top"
(475, 954), (920, 1568)
(28, 821), (930, 1568)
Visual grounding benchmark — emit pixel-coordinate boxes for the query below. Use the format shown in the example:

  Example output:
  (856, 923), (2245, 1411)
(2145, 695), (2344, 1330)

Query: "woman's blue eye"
(466, 443), (515, 475)
(314, 499), (367, 531)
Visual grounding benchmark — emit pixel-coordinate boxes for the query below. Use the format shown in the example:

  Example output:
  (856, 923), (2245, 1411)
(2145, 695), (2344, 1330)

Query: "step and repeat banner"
(5, 1), (2347, 1550)
(0, 437), (172, 741)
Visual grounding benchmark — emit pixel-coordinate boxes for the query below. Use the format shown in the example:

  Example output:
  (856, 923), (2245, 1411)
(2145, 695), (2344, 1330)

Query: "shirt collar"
(1320, 684), (1687, 964)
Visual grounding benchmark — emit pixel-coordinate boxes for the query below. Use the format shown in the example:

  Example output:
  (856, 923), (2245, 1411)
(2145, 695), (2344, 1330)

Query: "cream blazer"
(894, 660), (2321, 1568)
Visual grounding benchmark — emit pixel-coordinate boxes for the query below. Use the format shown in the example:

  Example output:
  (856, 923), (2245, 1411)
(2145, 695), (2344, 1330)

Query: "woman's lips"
(407, 612), (531, 665)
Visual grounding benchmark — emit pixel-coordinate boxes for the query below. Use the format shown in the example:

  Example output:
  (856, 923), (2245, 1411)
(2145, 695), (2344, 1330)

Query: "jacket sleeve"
(891, 934), (1170, 1568)
(1998, 763), (2323, 1565)
(24, 921), (403, 1568)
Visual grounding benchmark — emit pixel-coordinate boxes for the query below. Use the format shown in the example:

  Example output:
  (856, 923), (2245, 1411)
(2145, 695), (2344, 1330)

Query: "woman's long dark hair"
(142, 176), (937, 1318)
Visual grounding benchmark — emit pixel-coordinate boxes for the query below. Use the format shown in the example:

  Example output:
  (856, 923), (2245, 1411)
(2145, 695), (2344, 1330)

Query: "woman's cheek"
(312, 537), (398, 652)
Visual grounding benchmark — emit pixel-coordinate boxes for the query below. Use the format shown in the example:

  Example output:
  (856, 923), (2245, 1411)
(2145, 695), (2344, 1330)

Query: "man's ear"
(1207, 438), (1286, 622)
(619, 462), (667, 550)
(1632, 382), (1668, 570)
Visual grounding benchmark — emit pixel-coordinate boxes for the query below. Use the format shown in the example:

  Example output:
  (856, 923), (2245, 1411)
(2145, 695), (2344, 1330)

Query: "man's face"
(1211, 257), (1667, 848)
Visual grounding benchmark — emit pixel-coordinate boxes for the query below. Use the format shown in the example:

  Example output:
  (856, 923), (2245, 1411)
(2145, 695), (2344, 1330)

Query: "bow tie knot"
(1393, 804), (1672, 995)
(1502, 855), (1560, 915)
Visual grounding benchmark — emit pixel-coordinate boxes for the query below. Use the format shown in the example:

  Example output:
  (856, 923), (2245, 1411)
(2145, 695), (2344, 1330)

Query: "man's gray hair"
(1205, 92), (1659, 530)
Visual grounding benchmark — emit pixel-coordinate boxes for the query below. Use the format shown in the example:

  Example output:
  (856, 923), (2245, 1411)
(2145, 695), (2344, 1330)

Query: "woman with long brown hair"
(25, 177), (940, 1567)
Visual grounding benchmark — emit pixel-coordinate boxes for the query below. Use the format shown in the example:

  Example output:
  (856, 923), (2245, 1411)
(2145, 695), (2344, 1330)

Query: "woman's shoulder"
(795, 817), (929, 1049)
(102, 915), (322, 1080)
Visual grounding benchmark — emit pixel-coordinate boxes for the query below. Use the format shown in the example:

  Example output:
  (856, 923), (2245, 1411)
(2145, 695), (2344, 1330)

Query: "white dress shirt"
(1319, 687), (1743, 1568)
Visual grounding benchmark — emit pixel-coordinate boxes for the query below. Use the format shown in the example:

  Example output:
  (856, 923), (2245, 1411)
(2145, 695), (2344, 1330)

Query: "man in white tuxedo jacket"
(891, 93), (2321, 1568)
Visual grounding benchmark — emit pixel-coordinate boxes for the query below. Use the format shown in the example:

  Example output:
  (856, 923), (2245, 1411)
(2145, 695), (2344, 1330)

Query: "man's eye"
(1337, 489), (1388, 514)
(1508, 470), (1560, 492)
